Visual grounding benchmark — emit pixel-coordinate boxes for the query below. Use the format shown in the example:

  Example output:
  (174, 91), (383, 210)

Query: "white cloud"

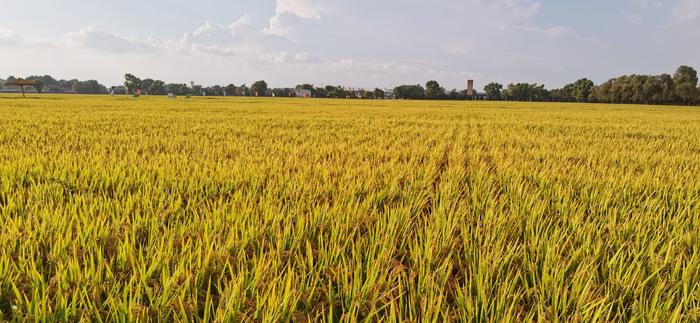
(64, 27), (159, 53)
(275, 0), (323, 19)
(229, 15), (252, 35)
(263, 15), (291, 37)
(192, 16), (253, 38)
(193, 21), (224, 37)
(264, 0), (323, 36)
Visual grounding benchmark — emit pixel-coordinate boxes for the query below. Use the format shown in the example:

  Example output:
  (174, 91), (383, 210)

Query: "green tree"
(504, 83), (549, 101)
(124, 74), (142, 95)
(224, 84), (237, 96)
(550, 85), (574, 102)
(26, 75), (59, 92)
(272, 88), (294, 97)
(191, 84), (203, 96)
(425, 80), (445, 99)
(673, 65), (698, 104)
(148, 80), (166, 95)
(483, 82), (503, 100)
(251, 80), (268, 97)
(372, 88), (385, 99)
(296, 84), (314, 91)
(204, 85), (224, 96)
(33, 80), (44, 94)
(572, 78), (594, 102)
(314, 86), (328, 98)
(393, 84), (425, 99)
(237, 84), (250, 96)
(325, 85), (348, 98)
(166, 83), (190, 95)
(72, 80), (107, 94)
(141, 78), (154, 95)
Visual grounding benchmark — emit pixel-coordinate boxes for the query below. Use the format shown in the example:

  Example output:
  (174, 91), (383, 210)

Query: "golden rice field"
(0, 94), (699, 322)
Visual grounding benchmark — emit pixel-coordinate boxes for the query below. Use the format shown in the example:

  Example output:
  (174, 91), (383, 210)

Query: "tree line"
(0, 75), (107, 94)
(393, 66), (699, 105)
(2, 65), (698, 105)
(121, 74), (393, 99)
(480, 66), (699, 105)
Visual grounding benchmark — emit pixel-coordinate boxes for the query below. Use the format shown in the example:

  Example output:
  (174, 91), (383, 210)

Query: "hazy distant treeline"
(0, 75), (107, 94)
(2, 65), (698, 105)
(393, 66), (699, 105)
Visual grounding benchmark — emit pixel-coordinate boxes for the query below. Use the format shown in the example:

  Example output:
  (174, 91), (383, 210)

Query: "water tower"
(467, 80), (475, 96)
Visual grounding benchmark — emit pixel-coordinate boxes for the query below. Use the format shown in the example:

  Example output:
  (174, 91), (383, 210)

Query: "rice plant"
(0, 95), (699, 321)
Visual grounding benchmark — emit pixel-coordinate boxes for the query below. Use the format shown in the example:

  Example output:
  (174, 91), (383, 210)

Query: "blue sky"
(1, 0), (698, 89)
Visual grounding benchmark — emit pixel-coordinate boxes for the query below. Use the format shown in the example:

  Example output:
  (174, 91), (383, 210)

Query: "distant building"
(296, 89), (312, 98)
(466, 80), (488, 99)
(384, 89), (396, 99)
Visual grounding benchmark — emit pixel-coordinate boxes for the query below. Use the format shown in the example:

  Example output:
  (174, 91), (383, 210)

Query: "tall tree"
(674, 65), (698, 104)
(148, 80), (166, 95)
(224, 84), (237, 96)
(192, 85), (204, 96)
(251, 80), (268, 97)
(141, 78), (155, 95)
(504, 83), (549, 101)
(425, 80), (445, 99)
(483, 82), (503, 100)
(237, 84), (250, 96)
(393, 84), (425, 99)
(372, 88), (385, 99)
(572, 78), (594, 102)
(314, 86), (328, 98)
(124, 74), (142, 95)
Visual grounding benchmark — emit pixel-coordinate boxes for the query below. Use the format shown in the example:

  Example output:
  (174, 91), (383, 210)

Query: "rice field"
(0, 94), (699, 322)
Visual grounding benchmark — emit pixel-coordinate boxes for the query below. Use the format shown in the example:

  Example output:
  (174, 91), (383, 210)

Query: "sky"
(0, 0), (698, 89)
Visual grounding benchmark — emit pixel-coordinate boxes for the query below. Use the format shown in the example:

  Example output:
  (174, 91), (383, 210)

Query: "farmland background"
(1, 95), (699, 321)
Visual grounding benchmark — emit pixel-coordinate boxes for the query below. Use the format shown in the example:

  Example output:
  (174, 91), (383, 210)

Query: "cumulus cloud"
(274, 0), (323, 19)
(64, 27), (159, 53)
(264, 0), (323, 36)
(193, 16), (252, 38)
(264, 15), (290, 37)
(193, 21), (224, 37)
(229, 15), (253, 34)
